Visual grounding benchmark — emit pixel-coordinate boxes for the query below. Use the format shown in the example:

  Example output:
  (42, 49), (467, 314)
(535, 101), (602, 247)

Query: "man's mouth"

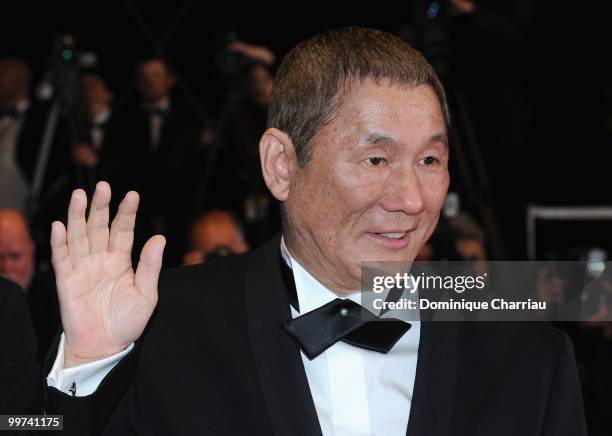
(378, 232), (406, 239)
(367, 230), (414, 249)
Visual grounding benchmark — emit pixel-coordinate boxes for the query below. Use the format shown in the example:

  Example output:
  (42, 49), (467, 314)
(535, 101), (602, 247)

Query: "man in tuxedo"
(112, 57), (203, 266)
(0, 57), (71, 210)
(71, 73), (118, 195)
(0, 57), (72, 265)
(0, 209), (61, 363)
(43, 27), (586, 435)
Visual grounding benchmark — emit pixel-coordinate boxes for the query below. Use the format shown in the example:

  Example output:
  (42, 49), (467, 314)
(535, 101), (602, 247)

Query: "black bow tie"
(279, 254), (411, 360)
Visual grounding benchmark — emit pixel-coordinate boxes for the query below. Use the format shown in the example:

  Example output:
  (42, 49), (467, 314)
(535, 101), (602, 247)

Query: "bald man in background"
(182, 211), (249, 266)
(0, 209), (40, 415)
(0, 209), (34, 289)
(0, 209), (60, 362)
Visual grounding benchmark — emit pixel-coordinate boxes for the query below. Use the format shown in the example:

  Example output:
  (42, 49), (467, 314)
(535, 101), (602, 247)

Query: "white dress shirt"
(282, 239), (420, 436)
(143, 98), (170, 151)
(90, 109), (111, 151)
(48, 239), (420, 435)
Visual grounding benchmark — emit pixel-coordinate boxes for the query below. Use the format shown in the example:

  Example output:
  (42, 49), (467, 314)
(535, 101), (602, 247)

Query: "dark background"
(2, 0), (610, 258)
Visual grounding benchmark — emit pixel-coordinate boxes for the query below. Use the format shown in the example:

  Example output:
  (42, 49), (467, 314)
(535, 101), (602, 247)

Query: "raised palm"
(51, 182), (165, 367)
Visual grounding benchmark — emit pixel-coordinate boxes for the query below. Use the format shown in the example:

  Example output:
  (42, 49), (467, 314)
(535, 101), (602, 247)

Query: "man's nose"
(381, 165), (425, 215)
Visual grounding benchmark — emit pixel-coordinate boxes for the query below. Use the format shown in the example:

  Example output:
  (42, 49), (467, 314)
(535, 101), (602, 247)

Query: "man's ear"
(260, 128), (296, 202)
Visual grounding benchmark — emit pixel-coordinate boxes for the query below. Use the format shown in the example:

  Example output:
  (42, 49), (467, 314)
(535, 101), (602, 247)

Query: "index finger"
(51, 220), (73, 279)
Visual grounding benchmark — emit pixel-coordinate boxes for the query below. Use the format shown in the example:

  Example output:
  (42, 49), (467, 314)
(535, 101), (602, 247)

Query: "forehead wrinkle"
(326, 83), (446, 153)
(352, 129), (447, 151)
(427, 132), (449, 146)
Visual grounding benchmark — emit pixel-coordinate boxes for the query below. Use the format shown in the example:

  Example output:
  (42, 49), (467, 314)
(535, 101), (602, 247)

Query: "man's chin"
(358, 239), (416, 263)
(0, 273), (27, 289)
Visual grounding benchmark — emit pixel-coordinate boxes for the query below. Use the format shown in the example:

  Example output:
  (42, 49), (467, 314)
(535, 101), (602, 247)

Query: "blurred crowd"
(0, 44), (277, 261)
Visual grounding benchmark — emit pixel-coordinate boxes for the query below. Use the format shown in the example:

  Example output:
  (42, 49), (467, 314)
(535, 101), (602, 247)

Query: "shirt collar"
(280, 236), (360, 315)
(92, 108), (111, 126)
(143, 97), (170, 112)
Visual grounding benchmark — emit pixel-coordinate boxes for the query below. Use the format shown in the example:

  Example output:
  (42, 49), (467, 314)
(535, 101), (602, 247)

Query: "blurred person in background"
(182, 210), (249, 266)
(0, 209), (35, 290)
(215, 61), (279, 247)
(0, 209), (60, 363)
(418, 213), (487, 262)
(114, 56), (203, 266)
(535, 255), (612, 436)
(226, 39), (276, 67)
(446, 0), (533, 259)
(0, 57), (71, 264)
(0, 57), (31, 214)
(447, 213), (487, 261)
(72, 72), (118, 193)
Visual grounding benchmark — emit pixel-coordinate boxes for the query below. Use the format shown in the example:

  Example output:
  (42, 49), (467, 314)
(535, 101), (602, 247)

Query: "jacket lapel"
(244, 235), (323, 436)
(406, 321), (460, 436)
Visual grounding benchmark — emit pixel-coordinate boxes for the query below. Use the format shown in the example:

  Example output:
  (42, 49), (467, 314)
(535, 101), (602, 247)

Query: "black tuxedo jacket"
(111, 99), (200, 198)
(45, 235), (587, 435)
(0, 277), (40, 415)
(109, 98), (202, 266)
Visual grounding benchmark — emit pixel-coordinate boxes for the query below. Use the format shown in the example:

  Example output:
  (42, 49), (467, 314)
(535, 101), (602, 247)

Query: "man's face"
(0, 229), (34, 290)
(284, 81), (449, 292)
(136, 60), (174, 103)
(79, 75), (112, 109)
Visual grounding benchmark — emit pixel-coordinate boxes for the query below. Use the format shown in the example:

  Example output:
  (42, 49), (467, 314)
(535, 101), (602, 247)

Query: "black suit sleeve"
(540, 332), (588, 436)
(0, 278), (40, 414)
(43, 334), (139, 435)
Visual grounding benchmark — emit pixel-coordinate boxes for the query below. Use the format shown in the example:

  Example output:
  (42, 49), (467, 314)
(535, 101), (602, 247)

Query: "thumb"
(135, 235), (166, 304)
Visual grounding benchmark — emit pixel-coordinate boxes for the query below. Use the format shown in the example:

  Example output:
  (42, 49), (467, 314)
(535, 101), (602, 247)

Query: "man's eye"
(365, 157), (387, 167)
(9, 253), (23, 262)
(421, 156), (440, 166)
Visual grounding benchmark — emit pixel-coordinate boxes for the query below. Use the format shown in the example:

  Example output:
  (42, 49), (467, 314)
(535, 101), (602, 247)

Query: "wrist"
(64, 344), (128, 368)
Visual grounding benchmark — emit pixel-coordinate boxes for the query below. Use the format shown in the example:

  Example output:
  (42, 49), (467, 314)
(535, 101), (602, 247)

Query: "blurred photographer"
(214, 57), (279, 247)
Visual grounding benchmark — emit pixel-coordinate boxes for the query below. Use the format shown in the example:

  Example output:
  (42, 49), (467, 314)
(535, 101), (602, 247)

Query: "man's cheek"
(335, 175), (382, 210)
(423, 184), (448, 210)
